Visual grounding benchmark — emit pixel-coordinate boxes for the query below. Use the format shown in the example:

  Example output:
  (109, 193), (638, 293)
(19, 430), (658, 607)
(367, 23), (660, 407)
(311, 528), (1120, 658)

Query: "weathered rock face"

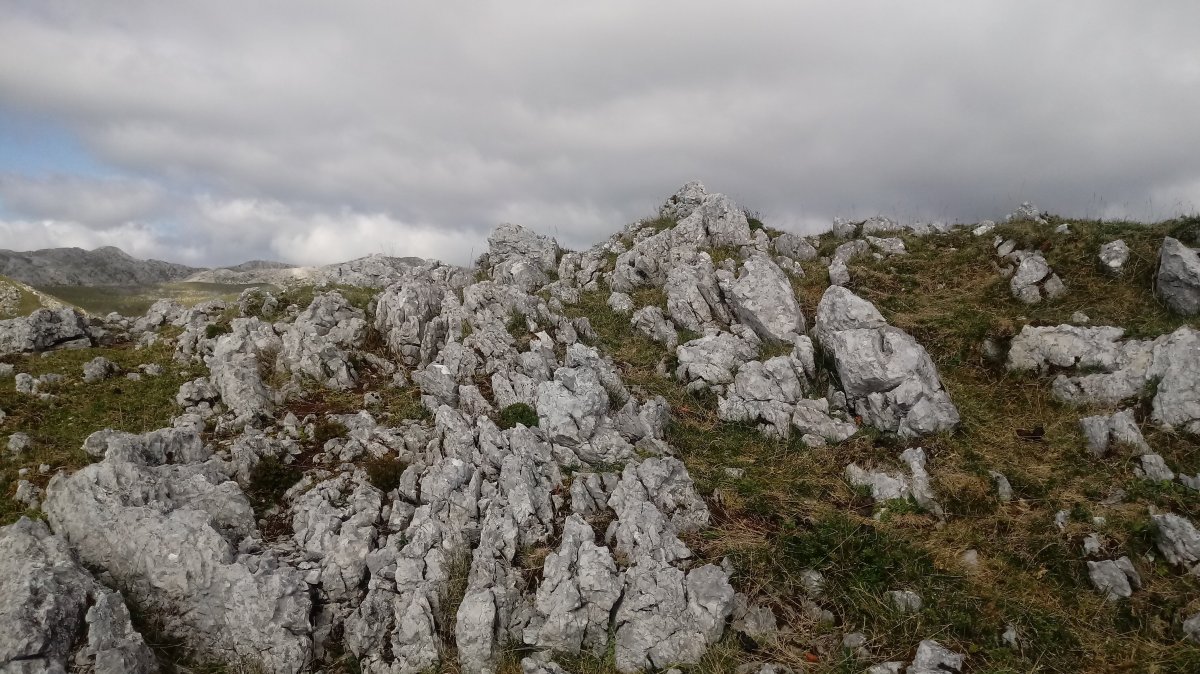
(1156, 237), (1200, 315)
(277, 291), (368, 389)
(486, 223), (560, 291)
(0, 517), (156, 674)
(613, 559), (735, 673)
(814, 287), (959, 437)
(721, 254), (806, 343)
(44, 429), (313, 673)
(524, 514), (622, 655)
(0, 307), (91, 357)
(664, 252), (728, 333)
(206, 317), (282, 427)
(660, 180), (709, 221)
(675, 331), (759, 394)
(374, 278), (448, 367)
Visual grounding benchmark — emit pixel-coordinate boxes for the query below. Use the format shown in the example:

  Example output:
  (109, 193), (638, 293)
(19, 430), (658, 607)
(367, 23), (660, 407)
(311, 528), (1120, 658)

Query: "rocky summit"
(1, 183), (1199, 673)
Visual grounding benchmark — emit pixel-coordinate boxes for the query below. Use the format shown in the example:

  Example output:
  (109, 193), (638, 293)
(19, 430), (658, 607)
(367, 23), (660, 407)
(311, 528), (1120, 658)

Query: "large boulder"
(0, 307), (91, 356)
(720, 254), (806, 342)
(814, 287), (959, 437)
(1156, 237), (1200, 315)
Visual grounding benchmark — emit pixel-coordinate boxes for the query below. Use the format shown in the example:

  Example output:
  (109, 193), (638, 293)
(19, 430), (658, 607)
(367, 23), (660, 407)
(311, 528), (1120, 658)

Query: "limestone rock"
(1098, 239), (1130, 276)
(277, 291), (367, 390)
(1156, 237), (1200, 315)
(675, 331), (758, 394)
(44, 429), (312, 672)
(613, 559), (735, 673)
(1153, 513), (1200, 573)
(0, 517), (156, 674)
(83, 356), (120, 383)
(773, 233), (817, 261)
(631, 306), (678, 349)
(722, 254), (806, 342)
(908, 639), (966, 673)
(525, 514), (622, 655)
(1078, 409), (1149, 457)
(815, 287), (959, 437)
(1087, 557), (1141, 599)
(0, 307), (91, 356)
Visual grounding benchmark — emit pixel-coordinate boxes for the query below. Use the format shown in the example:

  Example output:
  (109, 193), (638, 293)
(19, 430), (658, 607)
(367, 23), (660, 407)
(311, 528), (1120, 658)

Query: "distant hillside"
(0, 274), (66, 317)
(0, 246), (201, 286)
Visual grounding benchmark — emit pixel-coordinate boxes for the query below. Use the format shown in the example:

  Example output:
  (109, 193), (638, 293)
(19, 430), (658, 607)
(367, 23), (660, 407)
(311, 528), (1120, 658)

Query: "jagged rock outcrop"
(814, 287), (959, 437)
(524, 514), (622, 655)
(206, 317), (282, 426)
(1009, 324), (1200, 434)
(43, 428), (313, 673)
(720, 253), (806, 342)
(613, 559), (735, 673)
(277, 290), (368, 389)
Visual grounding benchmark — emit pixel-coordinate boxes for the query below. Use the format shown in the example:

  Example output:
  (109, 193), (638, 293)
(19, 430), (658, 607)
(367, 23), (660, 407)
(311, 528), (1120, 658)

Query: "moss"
(498, 402), (538, 430)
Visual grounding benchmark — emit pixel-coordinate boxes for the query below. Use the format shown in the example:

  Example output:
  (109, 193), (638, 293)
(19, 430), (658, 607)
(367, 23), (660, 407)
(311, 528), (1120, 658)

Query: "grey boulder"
(1156, 237), (1200, 315)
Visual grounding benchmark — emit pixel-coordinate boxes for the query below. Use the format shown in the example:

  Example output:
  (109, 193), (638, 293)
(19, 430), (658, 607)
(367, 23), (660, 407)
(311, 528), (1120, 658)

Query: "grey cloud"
(0, 1), (1198, 266)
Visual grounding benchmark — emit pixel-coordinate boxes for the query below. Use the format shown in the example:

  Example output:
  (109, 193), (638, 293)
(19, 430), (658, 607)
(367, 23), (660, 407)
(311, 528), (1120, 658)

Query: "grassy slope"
(555, 216), (1200, 673)
(40, 281), (275, 316)
(1, 274), (57, 317)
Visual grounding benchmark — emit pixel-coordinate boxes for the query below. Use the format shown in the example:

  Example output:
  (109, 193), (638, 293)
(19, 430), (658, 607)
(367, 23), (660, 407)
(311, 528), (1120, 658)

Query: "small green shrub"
(246, 456), (302, 514)
(205, 323), (231, 339)
(498, 402), (538, 429)
(364, 457), (407, 493)
(311, 418), (348, 448)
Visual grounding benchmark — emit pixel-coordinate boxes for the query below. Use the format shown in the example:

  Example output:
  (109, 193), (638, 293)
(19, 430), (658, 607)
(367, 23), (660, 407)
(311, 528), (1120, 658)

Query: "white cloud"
(0, 1), (1198, 265)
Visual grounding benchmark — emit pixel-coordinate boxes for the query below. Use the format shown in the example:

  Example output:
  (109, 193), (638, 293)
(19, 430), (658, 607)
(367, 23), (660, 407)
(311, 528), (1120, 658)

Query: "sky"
(1, 1), (1199, 268)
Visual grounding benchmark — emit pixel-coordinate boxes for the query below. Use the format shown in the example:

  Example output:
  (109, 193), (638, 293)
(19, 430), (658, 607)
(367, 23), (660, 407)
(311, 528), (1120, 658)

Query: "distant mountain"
(0, 246), (201, 286)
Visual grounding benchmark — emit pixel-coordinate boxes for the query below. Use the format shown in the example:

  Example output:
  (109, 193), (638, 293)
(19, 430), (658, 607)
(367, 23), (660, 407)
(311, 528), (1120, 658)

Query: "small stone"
(1098, 240), (1130, 276)
(1135, 454), (1175, 482)
(886, 589), (922, 613)
(989, 471), (1013, 502)
(7, 432), (31, 455)
(1070, 311), (1090, 324)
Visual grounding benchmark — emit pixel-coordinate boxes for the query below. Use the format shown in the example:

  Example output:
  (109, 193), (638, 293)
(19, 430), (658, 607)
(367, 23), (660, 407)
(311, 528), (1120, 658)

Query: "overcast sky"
(1, 1), (1198, 267)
